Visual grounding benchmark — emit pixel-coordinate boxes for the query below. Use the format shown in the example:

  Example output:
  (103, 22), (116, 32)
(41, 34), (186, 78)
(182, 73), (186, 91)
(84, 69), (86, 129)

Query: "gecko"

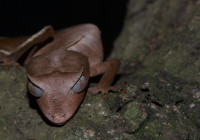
(0, 24), (120, 125)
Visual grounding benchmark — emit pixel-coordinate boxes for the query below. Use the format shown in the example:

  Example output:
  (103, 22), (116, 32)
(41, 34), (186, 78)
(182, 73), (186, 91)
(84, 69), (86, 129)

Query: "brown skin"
(0, 24), (120, 125)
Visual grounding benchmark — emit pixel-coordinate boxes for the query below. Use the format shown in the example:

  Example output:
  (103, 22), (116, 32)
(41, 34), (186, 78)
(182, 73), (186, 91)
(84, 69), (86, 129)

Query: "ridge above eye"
(72, 75), (86, 93)
(28, 81), (43, 97)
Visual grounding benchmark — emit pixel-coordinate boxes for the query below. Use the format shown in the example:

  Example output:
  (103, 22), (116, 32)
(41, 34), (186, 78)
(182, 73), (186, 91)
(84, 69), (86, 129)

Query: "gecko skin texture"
(0, 24), (120, 125)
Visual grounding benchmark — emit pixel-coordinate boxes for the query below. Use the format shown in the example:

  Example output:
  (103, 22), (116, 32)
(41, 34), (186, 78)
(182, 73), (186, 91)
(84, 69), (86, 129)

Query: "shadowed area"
(0, 0), (128, 58)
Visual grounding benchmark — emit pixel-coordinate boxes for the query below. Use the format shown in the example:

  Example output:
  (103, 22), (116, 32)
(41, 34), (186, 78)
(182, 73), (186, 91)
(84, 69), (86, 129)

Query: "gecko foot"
(0, 53), (18, 66)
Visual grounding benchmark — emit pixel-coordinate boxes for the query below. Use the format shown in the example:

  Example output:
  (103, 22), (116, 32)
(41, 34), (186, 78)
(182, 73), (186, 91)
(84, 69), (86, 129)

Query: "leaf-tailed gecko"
(0, 24), (120, 125)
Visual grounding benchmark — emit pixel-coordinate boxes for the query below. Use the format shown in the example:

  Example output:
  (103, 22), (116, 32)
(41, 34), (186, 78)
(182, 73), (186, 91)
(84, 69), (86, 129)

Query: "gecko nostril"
(51, 113), (65, 119)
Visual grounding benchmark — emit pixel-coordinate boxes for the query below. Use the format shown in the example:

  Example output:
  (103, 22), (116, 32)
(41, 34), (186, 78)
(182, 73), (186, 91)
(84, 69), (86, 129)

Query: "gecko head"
(26, 50), (89, 125)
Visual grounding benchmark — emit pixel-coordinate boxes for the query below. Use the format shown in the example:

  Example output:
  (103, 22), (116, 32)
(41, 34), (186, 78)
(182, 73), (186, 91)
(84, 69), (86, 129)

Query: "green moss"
(124, 106), (140, 120)
(122, 102), (147, 131)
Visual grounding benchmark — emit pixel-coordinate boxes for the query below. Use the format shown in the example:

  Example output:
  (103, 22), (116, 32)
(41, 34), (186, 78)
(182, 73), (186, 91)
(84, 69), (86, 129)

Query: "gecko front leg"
(89, 58), (120, 94)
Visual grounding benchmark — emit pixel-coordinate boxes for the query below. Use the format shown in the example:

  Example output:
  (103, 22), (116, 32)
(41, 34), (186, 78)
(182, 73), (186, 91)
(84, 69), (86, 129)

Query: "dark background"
(0, 0), (127, 57)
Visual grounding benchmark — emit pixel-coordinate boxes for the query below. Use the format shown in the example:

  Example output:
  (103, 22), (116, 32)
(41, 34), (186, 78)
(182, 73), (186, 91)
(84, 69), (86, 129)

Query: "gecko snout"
(51, 113), (67, 124)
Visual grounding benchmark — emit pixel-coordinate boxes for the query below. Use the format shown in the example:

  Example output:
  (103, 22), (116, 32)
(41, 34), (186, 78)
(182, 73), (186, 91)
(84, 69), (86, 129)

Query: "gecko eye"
(72, 75), (86, 93)
(28, 81), (43, 97)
